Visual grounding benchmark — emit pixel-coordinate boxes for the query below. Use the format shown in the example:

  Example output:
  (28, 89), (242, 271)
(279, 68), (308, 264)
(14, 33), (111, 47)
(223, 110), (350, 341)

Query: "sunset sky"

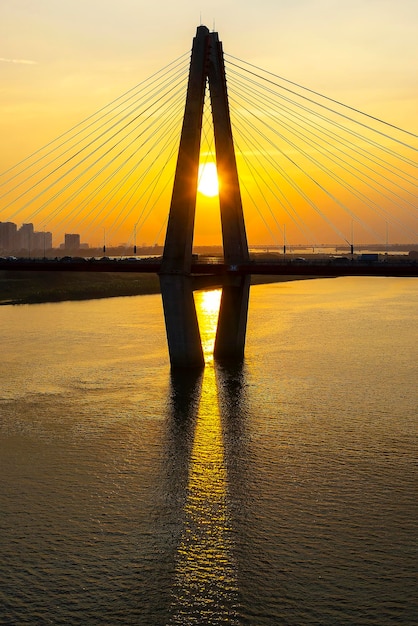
(1, 0), (417, 247)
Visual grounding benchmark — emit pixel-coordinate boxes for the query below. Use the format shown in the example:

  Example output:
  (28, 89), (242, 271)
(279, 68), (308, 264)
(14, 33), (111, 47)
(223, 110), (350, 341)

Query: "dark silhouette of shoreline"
(0, 271), (161, 305)
(0, 271), (302, 306)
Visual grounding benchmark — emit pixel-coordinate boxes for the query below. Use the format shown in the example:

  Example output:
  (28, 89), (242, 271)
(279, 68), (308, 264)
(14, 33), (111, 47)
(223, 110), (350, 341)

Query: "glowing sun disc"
(198, 162), (219, 197)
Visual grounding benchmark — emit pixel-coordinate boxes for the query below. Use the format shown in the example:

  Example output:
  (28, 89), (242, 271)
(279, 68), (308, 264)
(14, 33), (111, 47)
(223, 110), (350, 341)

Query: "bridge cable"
(225, 54), (418, 142)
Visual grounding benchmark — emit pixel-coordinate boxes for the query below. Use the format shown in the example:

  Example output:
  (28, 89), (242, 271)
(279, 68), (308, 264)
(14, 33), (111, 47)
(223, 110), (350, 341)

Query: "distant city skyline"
(1, 218), (416, 258)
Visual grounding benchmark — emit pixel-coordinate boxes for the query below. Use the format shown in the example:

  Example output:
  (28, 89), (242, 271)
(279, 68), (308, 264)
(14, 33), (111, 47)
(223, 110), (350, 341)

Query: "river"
(0, 277), (417, 625)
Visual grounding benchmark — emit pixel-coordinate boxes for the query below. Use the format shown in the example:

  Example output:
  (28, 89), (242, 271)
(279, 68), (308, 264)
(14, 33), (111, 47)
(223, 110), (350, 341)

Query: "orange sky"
(1, 1), (417, 248)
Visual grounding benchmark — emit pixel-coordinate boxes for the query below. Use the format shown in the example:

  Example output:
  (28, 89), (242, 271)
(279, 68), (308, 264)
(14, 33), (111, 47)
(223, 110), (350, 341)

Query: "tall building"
(0, 222), (17, 252)
(18, 223), (34, 252)
(44, 231), (53, 251)
(64, 233), (80, 251)
(32, 231), (52, 253)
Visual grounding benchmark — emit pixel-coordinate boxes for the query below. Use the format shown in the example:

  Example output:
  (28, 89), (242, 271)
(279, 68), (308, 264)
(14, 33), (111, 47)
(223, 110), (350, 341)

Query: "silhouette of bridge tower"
(159, 25), (250, 368)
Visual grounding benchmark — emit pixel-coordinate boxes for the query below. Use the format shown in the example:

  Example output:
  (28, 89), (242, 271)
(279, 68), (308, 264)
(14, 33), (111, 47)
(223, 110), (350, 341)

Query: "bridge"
(1, 256), (416, 279)
(1, 26), (417, 368)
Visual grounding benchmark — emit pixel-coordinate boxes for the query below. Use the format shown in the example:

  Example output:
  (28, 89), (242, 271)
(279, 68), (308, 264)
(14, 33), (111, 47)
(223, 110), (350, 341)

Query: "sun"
(198, 162), (219, 197)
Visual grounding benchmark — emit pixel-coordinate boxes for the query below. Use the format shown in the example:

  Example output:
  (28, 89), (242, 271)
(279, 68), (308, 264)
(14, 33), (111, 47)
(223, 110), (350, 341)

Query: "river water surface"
(0, 277), (417, 625)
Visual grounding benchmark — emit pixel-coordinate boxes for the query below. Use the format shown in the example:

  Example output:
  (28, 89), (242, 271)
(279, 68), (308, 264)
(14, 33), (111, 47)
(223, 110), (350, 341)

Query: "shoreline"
(0, 272), (311, 306)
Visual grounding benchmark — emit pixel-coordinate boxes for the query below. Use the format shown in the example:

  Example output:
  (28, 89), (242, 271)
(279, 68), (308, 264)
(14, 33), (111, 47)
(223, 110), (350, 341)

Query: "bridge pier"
(159, 275), (204, 369)
(214, 276), (250, 361)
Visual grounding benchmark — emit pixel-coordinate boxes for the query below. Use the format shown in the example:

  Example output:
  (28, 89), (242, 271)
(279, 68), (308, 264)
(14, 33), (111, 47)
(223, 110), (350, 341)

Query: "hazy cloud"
(0, 57), (38, 65)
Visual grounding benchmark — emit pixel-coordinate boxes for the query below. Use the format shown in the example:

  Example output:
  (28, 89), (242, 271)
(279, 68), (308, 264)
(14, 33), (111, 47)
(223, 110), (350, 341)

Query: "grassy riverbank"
(0, 271), (305, 306)
(0, 271), (161, 305)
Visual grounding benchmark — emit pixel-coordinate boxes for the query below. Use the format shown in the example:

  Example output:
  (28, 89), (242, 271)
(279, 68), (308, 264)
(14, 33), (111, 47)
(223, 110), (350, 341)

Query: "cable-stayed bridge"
(1, 25), (417, 367)
(1, 28), (416, 251)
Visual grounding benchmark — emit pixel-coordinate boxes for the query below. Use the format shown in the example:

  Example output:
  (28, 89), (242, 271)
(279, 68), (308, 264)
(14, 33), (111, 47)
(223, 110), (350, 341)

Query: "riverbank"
(0, 271), (307, 306)
(0, 271), (161, 305)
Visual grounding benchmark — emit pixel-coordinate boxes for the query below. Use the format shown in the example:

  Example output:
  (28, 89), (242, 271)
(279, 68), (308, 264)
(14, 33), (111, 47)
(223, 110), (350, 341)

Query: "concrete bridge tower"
(159, 26), (250, 368)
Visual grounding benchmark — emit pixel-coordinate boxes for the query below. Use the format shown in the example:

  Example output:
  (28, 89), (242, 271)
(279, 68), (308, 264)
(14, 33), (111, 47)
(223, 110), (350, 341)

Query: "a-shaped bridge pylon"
(159, 25), (250, 368)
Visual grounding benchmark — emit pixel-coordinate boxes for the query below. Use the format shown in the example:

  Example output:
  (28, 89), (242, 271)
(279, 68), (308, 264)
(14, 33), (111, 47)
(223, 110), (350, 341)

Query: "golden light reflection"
(169, 290), (239, 624)
(194, 289), (222, 362)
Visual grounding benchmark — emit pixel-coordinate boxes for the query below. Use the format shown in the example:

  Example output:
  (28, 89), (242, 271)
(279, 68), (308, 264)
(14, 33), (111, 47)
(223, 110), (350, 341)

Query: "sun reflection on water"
(195, 289), (222, 363)
(169, 289), (239, 624)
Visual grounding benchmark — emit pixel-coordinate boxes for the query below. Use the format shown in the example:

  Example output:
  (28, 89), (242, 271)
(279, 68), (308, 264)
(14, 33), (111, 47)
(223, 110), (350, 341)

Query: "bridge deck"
(0, 258), (417, 277)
